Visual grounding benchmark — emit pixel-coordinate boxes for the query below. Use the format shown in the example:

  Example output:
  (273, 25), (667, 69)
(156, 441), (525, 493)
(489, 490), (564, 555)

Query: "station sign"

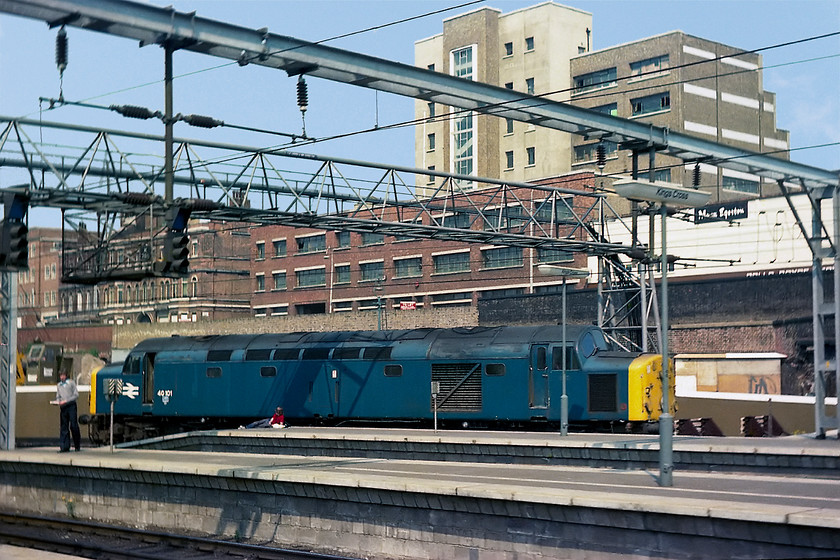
(694, 201), (749, 224)
(613, 179), (711, 208)
(399, 301), (417, 310)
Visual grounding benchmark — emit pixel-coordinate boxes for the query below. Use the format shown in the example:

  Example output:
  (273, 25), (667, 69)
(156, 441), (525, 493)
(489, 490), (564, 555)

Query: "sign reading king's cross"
(400, 301), (417, 310)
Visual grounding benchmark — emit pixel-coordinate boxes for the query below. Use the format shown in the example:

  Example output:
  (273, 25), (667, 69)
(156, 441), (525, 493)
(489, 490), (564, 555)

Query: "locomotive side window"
(206, 367), (222, 378)
(384, 364), (402, 377)
(246, 349), (272, 361)
(334, 347), (362, 360)
(485, 363), (505, 376)
(303, 348), (330, 360)
(260, 366), (277, 377)
(552, 347), (581, 371)
(274, 348), (300, 360)
(207, 350), (232, 362)
(362, 347), (392, 360)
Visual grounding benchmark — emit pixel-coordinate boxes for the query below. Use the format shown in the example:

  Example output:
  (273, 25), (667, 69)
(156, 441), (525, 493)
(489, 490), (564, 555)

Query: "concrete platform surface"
(2, 438), (839, 530)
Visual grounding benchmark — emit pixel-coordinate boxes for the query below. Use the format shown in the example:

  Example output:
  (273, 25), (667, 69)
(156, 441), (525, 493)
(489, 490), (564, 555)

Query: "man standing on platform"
(53, 370), (81, 452)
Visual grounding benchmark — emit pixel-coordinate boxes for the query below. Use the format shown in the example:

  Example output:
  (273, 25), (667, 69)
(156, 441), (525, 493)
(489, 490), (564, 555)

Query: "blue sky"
(0, 0), (837, 215)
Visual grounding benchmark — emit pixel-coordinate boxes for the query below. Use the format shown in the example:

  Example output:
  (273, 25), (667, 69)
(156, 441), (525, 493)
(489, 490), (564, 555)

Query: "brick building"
(250, 173), (594, 318)
(15, 227), (62, 329)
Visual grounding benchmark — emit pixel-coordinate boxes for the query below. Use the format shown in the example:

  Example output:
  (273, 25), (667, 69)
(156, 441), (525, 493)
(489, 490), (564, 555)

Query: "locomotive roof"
(131, 324), (600, 357)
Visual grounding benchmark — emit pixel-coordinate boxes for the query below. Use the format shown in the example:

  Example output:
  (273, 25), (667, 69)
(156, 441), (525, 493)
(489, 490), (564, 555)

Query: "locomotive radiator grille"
(431, 363), (482, 411)
(588, 373), (618, 412)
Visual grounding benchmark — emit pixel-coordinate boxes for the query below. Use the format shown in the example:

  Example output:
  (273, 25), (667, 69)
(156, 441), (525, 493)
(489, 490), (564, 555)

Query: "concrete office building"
(414, 3), (593, 188)
(415, 3), (790, 205)
(569, 31), (790, 201)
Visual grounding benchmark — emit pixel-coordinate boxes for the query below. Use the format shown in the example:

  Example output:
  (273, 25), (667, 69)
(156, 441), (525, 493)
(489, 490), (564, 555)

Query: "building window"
(574, 67), (617, 93)
(526, 77), (534, 95)
(427, 63), (435, 71)
(272, 272), (286, 291)
(505, 151), (514, 170)
(574, 141), (618, 163)
(336, 231), (351, 248)
(593, 102), (618, 116)
(333, 301), (352, 312)
(482, 246), (523, 269)
(631, 92), (670, 116)
(638, 169), (672, 183)
(433, 252), (470, 274)
(255, 242), (265, 260)
(394, 257), (422, 278)
(427, 165), (436, 184)
(431, 291), (472, 306)
(272, 239), (286, 257)
(630, 54), (669, 78)
(361, 232), (385, 246)
(452, 46), (473, 79)
(504, 42), (513, 56)
(437, 211), (471, 229)
(360, 261), (384, 282)
(296, 267), (326, 287)
(525, 36), (534, 51)
(534, 197), (575, 223)
(427, 133), (435, 151)
(296, 234), (326, 254)
(505, 118), (514, 134)
(334, 264), (351, 284)
(453, 112), (474, 179)
(255, 274), (265, 292)
(722, 175), (759, 195)
(527, 147), (536, 166)
(537, 248), (574, 264)
(505, 82), (514, 90)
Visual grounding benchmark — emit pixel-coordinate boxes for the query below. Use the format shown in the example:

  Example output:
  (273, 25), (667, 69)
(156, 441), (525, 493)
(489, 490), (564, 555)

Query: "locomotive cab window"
(552, 346), (581, 370)
(579, 332), (601, 358)
(384, 364), (402, 377)
(485, 363), (505, 376)
(260, 366), (277, 377)
(123, 354), (141, 375)
(206, 367), (222, 378)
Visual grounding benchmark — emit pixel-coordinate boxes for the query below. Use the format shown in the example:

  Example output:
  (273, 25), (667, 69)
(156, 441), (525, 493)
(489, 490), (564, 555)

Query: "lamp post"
(536, 264), (589, 436)
(613, 179), (710, 487)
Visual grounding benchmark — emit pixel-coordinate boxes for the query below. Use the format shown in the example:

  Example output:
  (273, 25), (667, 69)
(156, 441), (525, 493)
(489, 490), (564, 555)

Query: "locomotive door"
(529, 344), (549, 409)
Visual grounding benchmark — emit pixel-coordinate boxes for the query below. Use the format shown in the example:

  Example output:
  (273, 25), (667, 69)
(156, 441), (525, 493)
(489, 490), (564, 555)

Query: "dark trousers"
(59, 401), (81, 451)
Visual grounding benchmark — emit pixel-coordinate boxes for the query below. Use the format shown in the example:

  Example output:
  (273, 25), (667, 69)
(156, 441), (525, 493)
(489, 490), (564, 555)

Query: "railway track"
(0, 513), (361, 560)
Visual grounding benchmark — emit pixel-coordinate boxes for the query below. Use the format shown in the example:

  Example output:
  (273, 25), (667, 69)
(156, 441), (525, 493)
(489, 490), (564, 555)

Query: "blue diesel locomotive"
(87, 324), (674, 442)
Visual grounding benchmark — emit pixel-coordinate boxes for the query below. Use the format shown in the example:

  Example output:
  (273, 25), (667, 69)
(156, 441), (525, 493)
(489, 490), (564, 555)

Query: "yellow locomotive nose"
(627, 354), (675, 422)
(89, 366), (100, 416)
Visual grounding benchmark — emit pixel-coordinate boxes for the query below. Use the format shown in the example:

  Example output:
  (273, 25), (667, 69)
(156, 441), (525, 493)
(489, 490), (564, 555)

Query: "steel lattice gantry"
(0, 0), (838, 440)
(0, 0), (835, 189)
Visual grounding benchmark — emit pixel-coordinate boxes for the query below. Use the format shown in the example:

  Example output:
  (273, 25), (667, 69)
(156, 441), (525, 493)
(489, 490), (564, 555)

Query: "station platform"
(131, 426), (840, 475)
(1, 429), (839, 559)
